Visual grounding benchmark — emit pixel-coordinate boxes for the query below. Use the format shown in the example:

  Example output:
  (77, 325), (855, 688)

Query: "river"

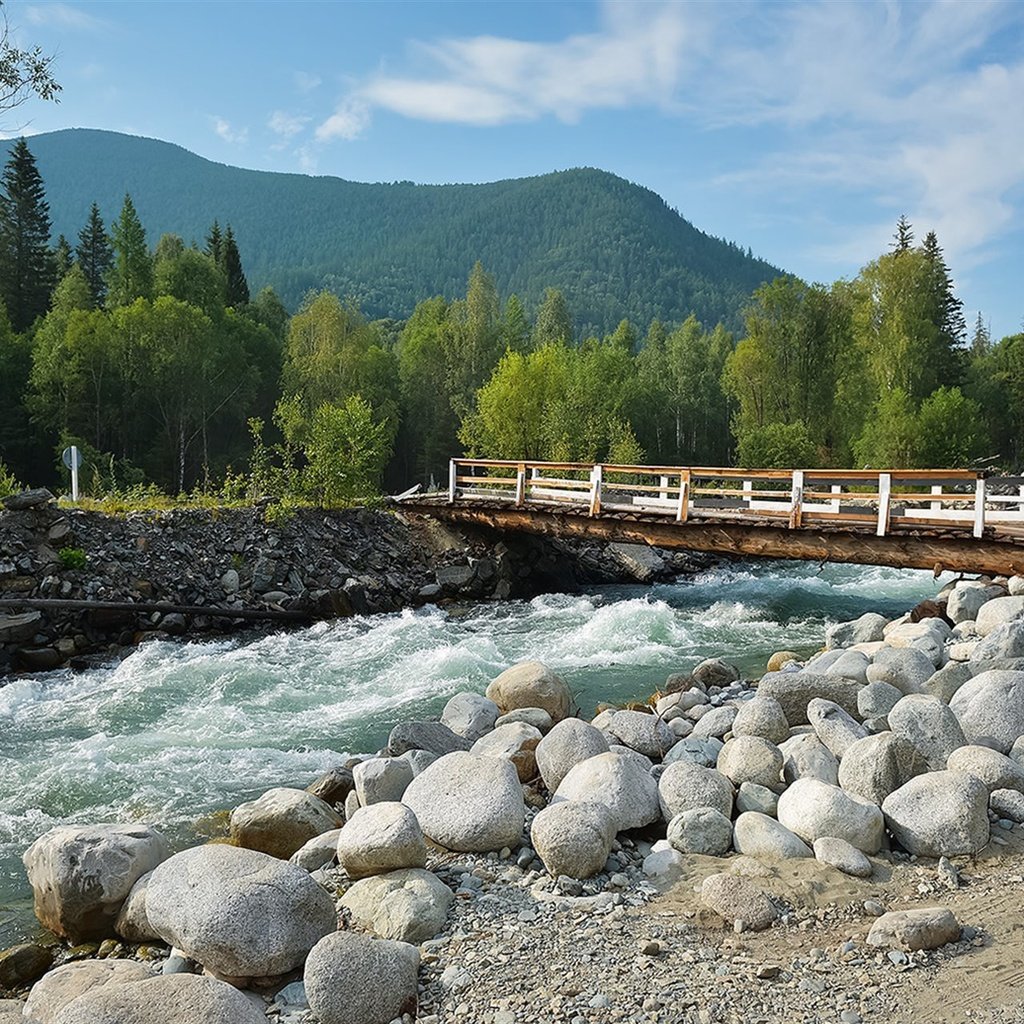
(0, 558), (950, 946)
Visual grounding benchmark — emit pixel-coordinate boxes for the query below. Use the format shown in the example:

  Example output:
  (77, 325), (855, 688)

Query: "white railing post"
(676, 470), (690, 522)
(515, 464), (526, 506)
(743, 478), (753, 509)
(659, 474), (670, 501)
(589, 464), (603, 517)
(974, 476), (986, 538)
(930, 484), (942, 513)
(788, 470), (804, 529)
(831, 483), (841, 512)
(877, 473), (891, 536)
(448, 460), (457, 503)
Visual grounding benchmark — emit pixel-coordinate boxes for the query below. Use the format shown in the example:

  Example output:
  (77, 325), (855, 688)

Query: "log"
(0, 597), (312, 622)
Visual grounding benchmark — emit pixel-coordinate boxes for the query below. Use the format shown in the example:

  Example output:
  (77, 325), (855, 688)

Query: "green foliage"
(58, 546), (87, 570)
(76, 202), (112, 307)
(853, 388), (920, 468)
(106, 194), (153, 307)
(737, 422), (818, 469)
(915, 387), (982, 468)
(0, 459), (21, 497)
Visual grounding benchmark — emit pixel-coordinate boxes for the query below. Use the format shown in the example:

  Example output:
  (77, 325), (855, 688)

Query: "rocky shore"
(0, 490), (709, 676)
(5, 571), (1024, 1022)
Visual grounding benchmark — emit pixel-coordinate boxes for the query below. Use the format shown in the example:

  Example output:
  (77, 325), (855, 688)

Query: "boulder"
(397, 749), (437, 777)
(353, 759), (414, 806)
(732, 812), (811, 860)
(290, 829), (344, 873)
(731, 697), (789, 744)
(692, 658), (740, 689)
(666, 808), (733, 856)
(757, 671), (859, 725)
(700, 873), (778, 931)
(22, 824), (170, 943)
(882, 770), (989, 856)
(306, 766), (355, 808)
(114, 871), (159, 943)
(485, 661), (571, 722)
(0, 1001), (27, 1024)
(857, 681), (903, 720)
(553, 752), (660, 831)
(949, 669), (1024, 753)
(922, 661), (973, 704)
(145, 845), (336, 978)
(336, 802), (427, 879)
(777, 778), (884, 853)
(825, 650), (871, 685)
(716, 736), (783, 790)
(495, 707), (553, 732)
(340, 867), (453, 944)
(386, 721), (471, 758)
(887, 694), (966, 772)
(838, 732), (917, 805)
(866, 646), (935, 694)
(946, 745), (1024, 793)
(530, 801), (617, 879)
(690, 705), (738, 740)
(470, 721), (542, 781)
(826, 612), (887, 648)
(230, 787), (342, 860)
(807, 698), (868, 758)
(440, 692), (500, 740)
(0, 943), (52, 991)
(990, 789), (1024, 822)
(658, 761), (734, 820)
(766, 651), (801, 672)
(967, 621), (1024, 673)
(866, 907), (961, 951)
(401, 751), (524, 852)
(663, 735), (723, 768)
(812, 837), (872, 877)
(736, 782), (779, 817)
(976, 595), (1024, 635)
(25, 960), (153, 1024)
(1011, 576), (1024, 597)
(605, 710), (674, 759)
(948, 582), (1006, 624)
(779, 732), (839, 786)
(304, 931), (419, 1024)
(535, 718), (609, 793)
(50, 975), (266, 1024)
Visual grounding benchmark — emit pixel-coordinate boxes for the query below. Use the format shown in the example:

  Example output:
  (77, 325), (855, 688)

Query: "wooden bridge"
(394, 460), (1024, 576)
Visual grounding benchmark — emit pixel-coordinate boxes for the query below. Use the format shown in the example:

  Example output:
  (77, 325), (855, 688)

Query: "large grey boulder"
(949, 670), (1024, 753)
(304, 931), (419, 1024)
(887, 694), (966, 772)
(968, 621), (1024, 674)
(838, 732), (917, 805)
(145, 845), (336, 978)
(690, 705), (737, 740)
(858, 681), (903, 720)
(692, 658), (740, 689)
(976, 595), (1024, 635)
(826, 612), (888, 649)
(658, 761), (734, 820)
(922, 661), (974, 704)
(470, 721), (542, 781)
(716, 736), (783, 790)
(386, 721), (471, 758)
(866, 647), (935, 694)
(230, 787), (342, 859)
(440, 692), (499, 741)
(700, 873), (777, 931)
(825, 649), (871, 685)
(605, 710), (674, 759)
(495, 707), (554, 732)
(948, 582), (1005, 624)
(946, 745), (1024, 793)
(757, 671), (859, 725)
(114, 871), (159, 943)
(867, 907), (961, 951)
(336, 802), (427, 879)
(50, 975), (266, 1024)
(663, 735), (723, 768)
(736, 781), (779, 816)
(402, 751), (524, 852)
(535, 718), (609, 793)
(777, 778), (884, 853)
(779, 732), (839, 786)
(25, 960), (154, 1024)
(807, 698), (868, 758)
(666, 808), (733, 856)
(882, 771), (989, 856)
(731, 696), (789, 744)
(732, 812), (811, 860)
(353, 759), (414, 806)
(553, 752), (660, 831)
(813, 837), (872, 877)
(22, 824), (170, 943)
(290, 829), (344, 873)
(530, 801), (616, 879)
(340, 867), (453, 944)
(485, 661), (571, 722)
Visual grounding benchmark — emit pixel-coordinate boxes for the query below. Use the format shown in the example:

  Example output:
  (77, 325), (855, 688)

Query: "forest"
(0, 137), (1021, 508)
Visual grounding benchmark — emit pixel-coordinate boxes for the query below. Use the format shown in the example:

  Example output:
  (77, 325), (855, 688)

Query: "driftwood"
(0, 597), (312, 622)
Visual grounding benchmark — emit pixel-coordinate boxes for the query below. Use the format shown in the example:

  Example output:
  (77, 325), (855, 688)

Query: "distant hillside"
(21, 128), (782, 333)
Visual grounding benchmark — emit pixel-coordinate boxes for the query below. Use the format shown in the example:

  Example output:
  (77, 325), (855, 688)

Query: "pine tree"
(204, 220), (222, 264)
(892, 214), (914, 254)
(221, 225), (249, 307)
(533, 287), (573, 347)
(53, 234), (73, 280)
(971, 312), (991, 356)
(0, 137), (54, 331)
(76, 202), (113, 307)
(106, 194), (153, 307)
(921, 230), (966, 386)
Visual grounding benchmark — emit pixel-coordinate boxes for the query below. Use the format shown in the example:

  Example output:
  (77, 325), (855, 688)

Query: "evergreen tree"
(971, 312), (991, 356)
(921, 230), (966, 385)
(53, 234), (73, 281)
(892, 214), (914, 254)
(533, 287), (573, 348)
(106, 194), (153, 307)
(204, 220), (222, 264)
(0, 137), (54, 331)
(221, 225), (249, 307)
(76, 202), (113, 308)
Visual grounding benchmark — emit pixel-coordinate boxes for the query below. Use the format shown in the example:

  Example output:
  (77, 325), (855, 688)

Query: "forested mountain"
(19, 129), (780, 333)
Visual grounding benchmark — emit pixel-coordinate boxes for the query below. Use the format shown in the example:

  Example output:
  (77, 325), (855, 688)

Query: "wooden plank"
(515, 465), (526, 507)
(677, 470), (690, 523)
(601, 481), (682, 494)
(789, 470), (804, 529)
(589, 464), (603, 516)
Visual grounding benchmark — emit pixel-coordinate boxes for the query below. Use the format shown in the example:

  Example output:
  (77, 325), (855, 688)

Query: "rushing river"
(0, 559), (951, 945)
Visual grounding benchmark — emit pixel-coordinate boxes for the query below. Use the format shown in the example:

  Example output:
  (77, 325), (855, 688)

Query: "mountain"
(21, 128), (781, 334)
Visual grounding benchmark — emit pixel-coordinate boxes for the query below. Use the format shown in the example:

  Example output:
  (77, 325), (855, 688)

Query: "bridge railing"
(448, 459), (1024, 538)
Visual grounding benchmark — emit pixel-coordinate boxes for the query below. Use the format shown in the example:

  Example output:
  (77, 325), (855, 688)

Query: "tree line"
(0, 138), (1021, 506)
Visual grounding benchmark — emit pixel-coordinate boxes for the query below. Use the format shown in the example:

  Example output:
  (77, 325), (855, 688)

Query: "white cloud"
(23, 3), (104, 31)
(268, 110), (310, 139)
(315, 97), (370, 142)
(212, 117), (248, 145)
(294, 71), (322, 94)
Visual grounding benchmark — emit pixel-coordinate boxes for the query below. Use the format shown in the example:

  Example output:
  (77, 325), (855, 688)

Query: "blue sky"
(8, 0), (1024, 338)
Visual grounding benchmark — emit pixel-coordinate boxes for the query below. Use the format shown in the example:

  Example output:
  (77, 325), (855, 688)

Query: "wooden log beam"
(0, 597), (313, 622)
(405, 503), (1024, 576)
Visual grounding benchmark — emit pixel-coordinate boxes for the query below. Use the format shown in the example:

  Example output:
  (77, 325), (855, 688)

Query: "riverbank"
(0, 494), (712, 676)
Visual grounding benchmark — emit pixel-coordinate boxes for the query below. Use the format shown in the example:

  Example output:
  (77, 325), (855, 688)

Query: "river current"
(0, 558), (951, 945)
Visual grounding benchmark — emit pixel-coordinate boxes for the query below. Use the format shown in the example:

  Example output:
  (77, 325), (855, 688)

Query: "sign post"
(62, 446), (82, 502)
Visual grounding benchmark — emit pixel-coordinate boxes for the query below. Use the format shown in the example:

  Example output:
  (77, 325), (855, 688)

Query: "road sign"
(62, 446), (82, 501)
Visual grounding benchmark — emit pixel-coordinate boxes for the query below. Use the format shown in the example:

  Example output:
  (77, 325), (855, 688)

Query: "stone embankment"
(6, 573), (1024, 1021)
(0, 489), (708, 676)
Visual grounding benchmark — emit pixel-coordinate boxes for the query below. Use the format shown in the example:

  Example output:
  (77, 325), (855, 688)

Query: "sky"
(6, 0), (1024, 338)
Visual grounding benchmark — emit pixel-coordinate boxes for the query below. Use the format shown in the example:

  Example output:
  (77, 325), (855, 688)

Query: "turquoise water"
(0, 559), (949, 945)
